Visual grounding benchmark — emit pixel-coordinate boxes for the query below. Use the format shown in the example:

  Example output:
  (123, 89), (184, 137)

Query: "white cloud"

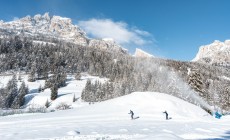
(78, 18), (153, 46)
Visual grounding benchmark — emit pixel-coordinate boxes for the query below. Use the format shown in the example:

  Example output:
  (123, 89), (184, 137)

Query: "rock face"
(0, 13), (127, 54)
(193, 40), (230, 65)
(134, 48), (154, 58)
(0, 13), (88, 46)
(89, 38), (127, 53)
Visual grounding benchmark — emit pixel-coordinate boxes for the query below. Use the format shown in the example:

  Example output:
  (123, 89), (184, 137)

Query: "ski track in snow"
(0, 75), (230, 140)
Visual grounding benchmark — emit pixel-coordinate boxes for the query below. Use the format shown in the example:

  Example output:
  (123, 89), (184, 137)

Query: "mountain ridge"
(0, 13), (127, 54)
(193, 40), (230, 65)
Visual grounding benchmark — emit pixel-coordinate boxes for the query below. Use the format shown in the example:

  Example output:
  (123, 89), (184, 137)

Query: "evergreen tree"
(5, 75), (18, 108)
(75, 72), (81, 80)
(45, 99), (50, 108)
(18, 73), (22, 81)
(50, 84), (58, 100)
(188, 70), (205, 96)
(45, 78), (51, 89)
(38, 84), (42, 93)
(73, 94), (76, 102)
(12, 81), (28, 108)
(81, 79), (92, 101)
(59, 72), (67, 87)
(28, 62), (36, 82)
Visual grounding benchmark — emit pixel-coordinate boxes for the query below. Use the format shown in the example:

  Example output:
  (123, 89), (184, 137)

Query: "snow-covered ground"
(0, 74), (107, 110)
(0, 75), (230, 140)
(24, 74), (107, 109)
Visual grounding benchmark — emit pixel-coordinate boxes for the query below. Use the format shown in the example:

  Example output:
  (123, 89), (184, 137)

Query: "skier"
(129, 110), (134, 119)
(163, 111), (169, 120)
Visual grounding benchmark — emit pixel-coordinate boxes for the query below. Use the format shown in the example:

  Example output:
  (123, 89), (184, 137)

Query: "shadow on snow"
(202, 130), (230, 140)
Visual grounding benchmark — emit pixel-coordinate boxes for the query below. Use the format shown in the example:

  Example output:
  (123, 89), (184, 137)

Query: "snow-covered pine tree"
(81, 79), (92, 101)
(45, 99), (50, 108)
(73, 94), (76, 102)
(0, 88), (6, 108)
(18, 72), (22, 81)
(12, 81), (28, 109)
(4, 74), (18, 108)
(188, 70), (205, 95)
(59, 71), (67, 87)
(28, 61), (36, 82)
(106, 82), (114, 99)
(50, 84), (58, 100)
(221, 86), (230, 111)
(75, 72), (81, 80)
(44, 78), (51, 89)
(38, 84), (42, 93)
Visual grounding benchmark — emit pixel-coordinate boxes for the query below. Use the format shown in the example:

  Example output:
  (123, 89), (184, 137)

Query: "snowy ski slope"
(0, 75), (230, 140)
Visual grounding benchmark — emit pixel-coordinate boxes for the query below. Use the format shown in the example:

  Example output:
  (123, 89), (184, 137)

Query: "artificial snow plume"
(192, 39), (230, 65)
(134, 58), (212, 113)
(134, 48), (154, 58)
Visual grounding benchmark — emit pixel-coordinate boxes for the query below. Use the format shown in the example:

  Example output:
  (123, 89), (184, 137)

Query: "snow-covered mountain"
(0, 13), (127, 54)
(134, 48), (154, 58)
(193, 40), (230, 65)
(0, 13), (87, 45)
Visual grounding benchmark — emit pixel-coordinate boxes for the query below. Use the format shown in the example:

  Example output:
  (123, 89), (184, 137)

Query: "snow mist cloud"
(135, 58), (212, 112)
(78, 18), (153, 46)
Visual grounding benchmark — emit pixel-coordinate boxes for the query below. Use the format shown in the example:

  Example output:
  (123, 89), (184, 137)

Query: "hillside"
(1, 91), (230, 140)
(0, 33), (230, 113)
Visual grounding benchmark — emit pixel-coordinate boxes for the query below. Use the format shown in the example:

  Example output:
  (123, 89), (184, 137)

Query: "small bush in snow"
(0, 109), (24, 116)
(56, 103), (71, 110)
(45, 99), (50, 108)
(28, 104), (47, 113)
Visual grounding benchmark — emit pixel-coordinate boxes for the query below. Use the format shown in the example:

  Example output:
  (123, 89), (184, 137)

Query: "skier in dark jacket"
(163, 111), (168, 120)
(129, 110), (134, 119)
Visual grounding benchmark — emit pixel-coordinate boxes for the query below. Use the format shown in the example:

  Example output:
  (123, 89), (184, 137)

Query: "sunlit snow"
(0, 74), (230, 140)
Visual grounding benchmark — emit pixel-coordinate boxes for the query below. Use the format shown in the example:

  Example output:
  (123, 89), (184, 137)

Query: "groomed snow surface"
(0, 75), (230, 140)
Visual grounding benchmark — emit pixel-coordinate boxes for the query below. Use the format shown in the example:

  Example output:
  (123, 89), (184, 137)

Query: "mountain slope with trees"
(0, 14), (229, 113)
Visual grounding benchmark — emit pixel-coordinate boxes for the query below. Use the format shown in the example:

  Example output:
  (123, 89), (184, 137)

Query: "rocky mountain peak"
(0, 13), (89, 46)
(192, 40), (230, 65)
(0, 13), (127, 54)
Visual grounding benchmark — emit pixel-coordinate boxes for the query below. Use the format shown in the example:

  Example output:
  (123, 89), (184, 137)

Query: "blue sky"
(0, 0), (230, 61)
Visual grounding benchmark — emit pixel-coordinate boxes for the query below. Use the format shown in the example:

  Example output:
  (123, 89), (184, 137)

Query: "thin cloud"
(78, 18), (154, 46)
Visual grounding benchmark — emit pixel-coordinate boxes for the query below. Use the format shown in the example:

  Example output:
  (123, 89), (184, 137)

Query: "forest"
(0, 34), (230, 113)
